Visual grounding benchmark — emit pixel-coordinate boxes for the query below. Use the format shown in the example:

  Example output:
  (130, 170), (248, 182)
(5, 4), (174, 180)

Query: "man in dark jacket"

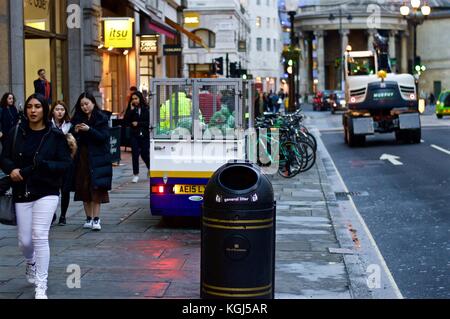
(34, 69), (52, 105)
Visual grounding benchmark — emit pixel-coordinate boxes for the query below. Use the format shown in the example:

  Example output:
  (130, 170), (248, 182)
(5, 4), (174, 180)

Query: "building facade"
(0, 0), (185, 115)
(293, 0), (408, 96)
(182, 0), (250, 78)
(291, 0), (450, 99)
(416, 5), (450, 98)
(247, 0), (283, 93)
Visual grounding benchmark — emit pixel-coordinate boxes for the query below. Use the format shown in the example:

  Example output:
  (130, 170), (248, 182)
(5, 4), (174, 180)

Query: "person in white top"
(49, 101), (76, 226)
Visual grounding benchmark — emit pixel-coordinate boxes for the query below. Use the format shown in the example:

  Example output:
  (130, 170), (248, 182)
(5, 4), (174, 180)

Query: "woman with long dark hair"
(124, 90), (149, 183)
(0, 93), (72, 299)
(71, 92), (112, 231)
(0, 92), (19, 143)
(49, 101), (76, 225)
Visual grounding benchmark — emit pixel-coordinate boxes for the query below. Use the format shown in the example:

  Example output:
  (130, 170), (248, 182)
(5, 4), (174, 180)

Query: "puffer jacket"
(71, 109), (112, 190)
(0, 121), (72, 201)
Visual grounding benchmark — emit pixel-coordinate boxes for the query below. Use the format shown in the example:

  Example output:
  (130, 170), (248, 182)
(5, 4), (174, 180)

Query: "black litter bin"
(201, 160), (275, 299)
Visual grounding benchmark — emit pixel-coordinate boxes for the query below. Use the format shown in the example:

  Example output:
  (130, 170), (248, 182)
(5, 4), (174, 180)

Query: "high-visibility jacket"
(159, 92), (193, 132)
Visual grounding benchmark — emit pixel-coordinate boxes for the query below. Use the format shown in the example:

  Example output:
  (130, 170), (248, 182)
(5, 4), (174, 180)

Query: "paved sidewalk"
(0, 136), (397, 299)
(0, 149), (200, 299)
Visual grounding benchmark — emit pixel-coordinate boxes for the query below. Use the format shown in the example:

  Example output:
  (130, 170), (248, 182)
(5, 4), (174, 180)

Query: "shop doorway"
(25, 38), (51, 99)
(100, 52), (128, 115)
(24, 0), (68, 106)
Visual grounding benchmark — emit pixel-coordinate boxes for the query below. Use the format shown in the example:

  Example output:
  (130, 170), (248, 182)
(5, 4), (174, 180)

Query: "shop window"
(188, 29), (216, 48)
(24, 0), (68, 102)
(140, 55), (155, 94)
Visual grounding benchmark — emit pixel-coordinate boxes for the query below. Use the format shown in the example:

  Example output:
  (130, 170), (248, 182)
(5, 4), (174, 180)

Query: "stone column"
(299, 33), (308, 97)
(82, 0), (102, 102)
(0, 0), (10, 95)
(340, 29), (350, 90)
(367, 29), (377, 52)
(306, 33), (313, 96)
(401, 30), (409, 74)
(389, 30), (397, 72)
(314, 30), (325, 92)
(68, 0), (84, 110)
(9, 0), (25, 105)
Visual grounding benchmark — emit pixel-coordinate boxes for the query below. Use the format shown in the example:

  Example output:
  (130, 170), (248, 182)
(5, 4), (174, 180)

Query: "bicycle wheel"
(297, 140), (316, 173)
(278, 141), (302, 178)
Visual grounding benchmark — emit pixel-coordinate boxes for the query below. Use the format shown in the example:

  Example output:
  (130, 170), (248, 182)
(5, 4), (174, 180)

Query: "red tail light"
(151, 185), (165, 194)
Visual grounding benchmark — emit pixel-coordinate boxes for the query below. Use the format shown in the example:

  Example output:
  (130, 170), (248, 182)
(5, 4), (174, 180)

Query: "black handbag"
(0, 125), (19, 226)
(0, 185), (15, 226)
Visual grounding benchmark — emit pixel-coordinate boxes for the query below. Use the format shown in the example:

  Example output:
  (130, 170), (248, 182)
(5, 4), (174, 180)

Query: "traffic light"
(213, 57), (224, 75)
(230, 62), (238, 78)
(240, 69), (248, 79)
(414, 56), (421, 72)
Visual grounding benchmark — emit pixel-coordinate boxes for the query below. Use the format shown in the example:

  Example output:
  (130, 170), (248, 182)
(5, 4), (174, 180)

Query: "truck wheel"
(395, 130), (406, 143)
(344, 127), (349, 144)
(409, 129), (421, 144)
(436, 114), (443, 119)
(347, 128), (365, 147)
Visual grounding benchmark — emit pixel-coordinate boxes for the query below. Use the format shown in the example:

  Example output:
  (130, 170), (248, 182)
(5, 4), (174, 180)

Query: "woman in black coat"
(71, 92), (112, 231)
(124, 90), (149, 183)
(0, 92), (19, 145)
(0, 93), (72, 299)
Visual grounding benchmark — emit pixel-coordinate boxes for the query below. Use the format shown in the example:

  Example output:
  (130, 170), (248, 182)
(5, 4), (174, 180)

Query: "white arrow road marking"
(431, 144), (450, 155)
(380, 154), (403, 166)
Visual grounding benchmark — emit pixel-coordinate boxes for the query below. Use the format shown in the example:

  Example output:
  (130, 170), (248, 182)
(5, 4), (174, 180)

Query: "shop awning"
(139, 10), (177, 39)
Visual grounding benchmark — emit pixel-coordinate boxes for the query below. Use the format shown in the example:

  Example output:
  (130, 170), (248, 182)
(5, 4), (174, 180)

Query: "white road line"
(317, 134), (404, 299)
(431, 144), (450, 155)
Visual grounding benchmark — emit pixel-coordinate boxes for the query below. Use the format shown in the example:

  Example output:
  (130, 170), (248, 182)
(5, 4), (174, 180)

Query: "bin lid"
(203, 161), (274, 209)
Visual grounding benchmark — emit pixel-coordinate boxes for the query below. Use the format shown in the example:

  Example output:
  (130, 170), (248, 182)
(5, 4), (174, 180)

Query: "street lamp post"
(285, 0), (298, 113)
(400, 1), (431, 97)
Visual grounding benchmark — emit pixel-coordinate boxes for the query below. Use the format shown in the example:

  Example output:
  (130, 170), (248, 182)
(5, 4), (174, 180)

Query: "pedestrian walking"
(0, 92), (19, 145)
(49, 101), (77, 225)
(0, 93), (72, 299)
(429, 92), (436, 106)
(33, 69), (52, 105)
(271, 92), (280, 113)
(124, 91), (150, 183)
(71, 92), (112, 231)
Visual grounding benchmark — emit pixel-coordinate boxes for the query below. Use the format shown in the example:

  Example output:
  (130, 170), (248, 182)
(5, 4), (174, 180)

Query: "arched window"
(188, 29), (216, 48)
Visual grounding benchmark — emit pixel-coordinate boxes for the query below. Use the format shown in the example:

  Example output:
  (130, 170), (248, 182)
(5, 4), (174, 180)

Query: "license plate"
(173, 184), (206, 195)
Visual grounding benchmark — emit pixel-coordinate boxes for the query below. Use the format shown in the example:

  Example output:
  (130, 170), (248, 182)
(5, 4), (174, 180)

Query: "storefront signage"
(24, 0), (48, 10)
(184, 12), (200, 28)
(163, 44), (182, 56)
(24, 0), (50, 31)
(104, 18), (134, 48)
(140, 37), (158, 54)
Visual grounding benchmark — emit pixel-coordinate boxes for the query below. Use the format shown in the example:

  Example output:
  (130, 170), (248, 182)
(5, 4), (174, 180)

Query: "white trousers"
(15, 196), (59, 287)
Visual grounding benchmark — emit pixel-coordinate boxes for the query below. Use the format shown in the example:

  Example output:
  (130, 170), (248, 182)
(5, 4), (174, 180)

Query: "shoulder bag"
(0, 125), (19, 226)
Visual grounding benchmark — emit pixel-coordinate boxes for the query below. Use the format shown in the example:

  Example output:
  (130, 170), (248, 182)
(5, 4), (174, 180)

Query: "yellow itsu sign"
(184, 12), (200, 28)
(104, 18), (134, 48)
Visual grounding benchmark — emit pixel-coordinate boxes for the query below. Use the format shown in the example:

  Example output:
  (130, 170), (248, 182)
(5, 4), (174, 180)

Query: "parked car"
(436, 90), (450, 119)
(330, 90), (347, 114)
